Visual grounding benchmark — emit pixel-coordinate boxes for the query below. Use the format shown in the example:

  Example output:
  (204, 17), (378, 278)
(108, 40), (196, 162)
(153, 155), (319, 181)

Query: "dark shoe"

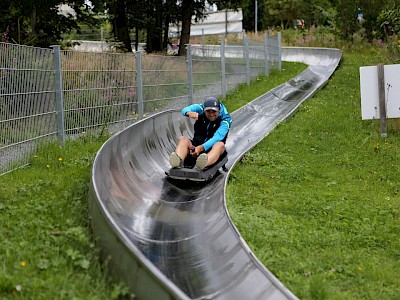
(194, 153), (208, 171)
(169, 152), (183, 168)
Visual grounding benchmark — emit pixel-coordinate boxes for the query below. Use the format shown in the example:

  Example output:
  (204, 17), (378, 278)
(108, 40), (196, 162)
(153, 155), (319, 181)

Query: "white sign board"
(360, 64), (400, 120)
(169, 9), (243, 37)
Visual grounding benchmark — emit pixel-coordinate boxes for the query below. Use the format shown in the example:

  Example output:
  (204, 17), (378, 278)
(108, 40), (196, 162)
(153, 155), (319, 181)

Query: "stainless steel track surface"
(89, 47), (342, 300)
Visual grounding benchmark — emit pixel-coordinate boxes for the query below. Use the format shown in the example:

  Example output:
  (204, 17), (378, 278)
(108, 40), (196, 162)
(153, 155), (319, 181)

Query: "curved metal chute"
(89, 47), (342, 299)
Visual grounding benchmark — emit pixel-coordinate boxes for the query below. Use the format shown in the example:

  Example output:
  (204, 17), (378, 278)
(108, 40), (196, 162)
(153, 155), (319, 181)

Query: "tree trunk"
(115, 0), (132, 52)
(30, 4), (38, 45)
(145, 0), (156, 53)
(178, 0), (192, 56)
(155, 0), (164, 51)
(145, 0), (163, 53)
(163, 17), (170, 51)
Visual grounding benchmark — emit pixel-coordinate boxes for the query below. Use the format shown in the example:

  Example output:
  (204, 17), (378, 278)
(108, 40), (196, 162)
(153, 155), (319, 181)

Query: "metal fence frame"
(0, 33), (281, 175)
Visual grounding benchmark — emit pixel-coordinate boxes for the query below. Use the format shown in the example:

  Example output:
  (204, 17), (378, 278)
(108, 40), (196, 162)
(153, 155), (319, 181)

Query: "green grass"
(225, 62), (308, 112)
(1, 45), (399, 299)
(226, 49), (400, 299)
(0, 134), (130, 299)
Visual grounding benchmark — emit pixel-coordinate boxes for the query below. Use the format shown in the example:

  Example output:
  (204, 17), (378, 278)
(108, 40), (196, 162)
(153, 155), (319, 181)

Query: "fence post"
(187, 44), (193, 105)
(263, 33), (270, 75)
(51, 45), (65, 144)
(220, 39), (226, 98)
(244, 35), (250, 86)
(377, 64), (387, 137)
(202, 29), (205, 57)
(135, 51), (144, 119)
(277, 31), (282, 70)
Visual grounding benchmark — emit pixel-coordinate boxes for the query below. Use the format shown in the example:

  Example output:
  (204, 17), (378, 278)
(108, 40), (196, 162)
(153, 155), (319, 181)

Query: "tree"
(377, 7), (400, 40)
(1, 0), (98, 47)
(145, 0), (171, 53)
(89, 0), (241, 54)
(106, 0), (133, 52)
(96, 0), (179, 53)
(242, 0), (263, 32)
(265, 0), (306, 29)
(360, 0), (400, 41)
(177, 0), (193, 56)
(309, 1), (337, 28)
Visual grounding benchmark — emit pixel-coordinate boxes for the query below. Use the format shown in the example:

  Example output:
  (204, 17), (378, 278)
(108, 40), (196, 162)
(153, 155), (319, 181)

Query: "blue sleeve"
(181, 104), (204, 116)
(202, 104), (232, 151)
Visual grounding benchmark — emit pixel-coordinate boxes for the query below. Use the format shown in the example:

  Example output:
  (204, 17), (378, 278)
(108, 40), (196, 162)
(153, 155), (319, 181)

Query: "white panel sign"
(360, 64), (400, 120)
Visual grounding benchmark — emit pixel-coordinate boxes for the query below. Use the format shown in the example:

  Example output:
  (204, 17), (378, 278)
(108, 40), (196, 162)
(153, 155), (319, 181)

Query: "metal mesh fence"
(0, 33), (281, 175)
(141, 54), (188, 112)
(190, 45), (223, 103)
(0, 43), (57, 174)
(62, 51), (137, 134)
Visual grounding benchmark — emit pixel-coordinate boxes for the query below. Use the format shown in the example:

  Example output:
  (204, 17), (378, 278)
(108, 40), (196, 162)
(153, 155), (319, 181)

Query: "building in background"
(169, 9), (243, 38)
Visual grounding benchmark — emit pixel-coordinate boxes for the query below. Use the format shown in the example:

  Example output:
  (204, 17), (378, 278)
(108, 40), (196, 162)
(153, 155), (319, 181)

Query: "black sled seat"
(166, 151), (228, 182)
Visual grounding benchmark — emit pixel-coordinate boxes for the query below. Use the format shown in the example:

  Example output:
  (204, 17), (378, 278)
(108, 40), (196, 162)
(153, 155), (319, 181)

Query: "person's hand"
(190, 145), (204, 157)
(186, 111), (199, 120)
(189, 145), (197, 156)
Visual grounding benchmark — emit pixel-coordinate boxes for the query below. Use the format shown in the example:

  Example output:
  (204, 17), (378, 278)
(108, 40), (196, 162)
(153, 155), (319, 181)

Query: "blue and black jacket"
(181, 102), (232, 152)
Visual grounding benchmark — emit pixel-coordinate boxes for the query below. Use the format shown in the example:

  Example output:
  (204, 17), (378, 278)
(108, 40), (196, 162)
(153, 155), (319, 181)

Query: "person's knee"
(178, 136), (190, 145)
(212, 142), (225, 154)
(178, 136), (187, 142)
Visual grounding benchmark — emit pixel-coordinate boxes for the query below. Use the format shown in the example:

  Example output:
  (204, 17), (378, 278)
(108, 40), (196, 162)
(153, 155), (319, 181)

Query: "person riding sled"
(169, 96), (232, 171)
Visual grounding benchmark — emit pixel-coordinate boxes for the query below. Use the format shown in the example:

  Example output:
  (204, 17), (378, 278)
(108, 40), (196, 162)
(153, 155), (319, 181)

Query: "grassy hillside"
(225, 47), (400, 299)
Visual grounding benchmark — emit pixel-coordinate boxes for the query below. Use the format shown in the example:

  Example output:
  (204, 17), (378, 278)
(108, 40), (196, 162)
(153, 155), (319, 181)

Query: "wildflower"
(58, 157), (63, 161)
(20, 261), (26, 267)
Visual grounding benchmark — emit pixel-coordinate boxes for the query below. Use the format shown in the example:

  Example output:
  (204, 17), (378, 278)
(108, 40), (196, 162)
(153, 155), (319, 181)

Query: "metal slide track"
(89, 47), (342, 299)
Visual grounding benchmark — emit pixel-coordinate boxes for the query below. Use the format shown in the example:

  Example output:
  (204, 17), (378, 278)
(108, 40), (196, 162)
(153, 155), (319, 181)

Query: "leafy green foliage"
(377, 8), (400, 39)
(1, 0), (99, 46)
(242, 0), (400, 45)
